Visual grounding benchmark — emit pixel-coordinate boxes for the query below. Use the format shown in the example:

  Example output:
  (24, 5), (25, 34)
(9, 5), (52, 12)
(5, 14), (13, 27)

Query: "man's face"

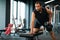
(35, 3), (42, 11)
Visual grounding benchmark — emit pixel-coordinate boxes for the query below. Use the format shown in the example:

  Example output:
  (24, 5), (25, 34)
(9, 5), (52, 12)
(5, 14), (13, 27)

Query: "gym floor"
(0, 29), (60, 40)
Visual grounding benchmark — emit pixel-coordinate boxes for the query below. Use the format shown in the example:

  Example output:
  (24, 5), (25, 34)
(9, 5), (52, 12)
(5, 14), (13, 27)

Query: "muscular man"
(30, 1), (56, 40)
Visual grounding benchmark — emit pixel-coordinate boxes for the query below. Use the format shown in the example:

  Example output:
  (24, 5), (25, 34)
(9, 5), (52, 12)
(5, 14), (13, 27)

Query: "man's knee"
(33, 28), (39, 33)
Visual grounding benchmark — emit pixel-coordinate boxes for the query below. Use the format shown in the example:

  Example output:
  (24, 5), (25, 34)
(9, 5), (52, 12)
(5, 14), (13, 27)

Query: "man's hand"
(29, 31), (33, 35)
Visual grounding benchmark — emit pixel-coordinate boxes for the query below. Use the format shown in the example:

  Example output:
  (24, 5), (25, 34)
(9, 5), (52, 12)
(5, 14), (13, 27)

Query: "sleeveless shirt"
(34, 7), (49, 24)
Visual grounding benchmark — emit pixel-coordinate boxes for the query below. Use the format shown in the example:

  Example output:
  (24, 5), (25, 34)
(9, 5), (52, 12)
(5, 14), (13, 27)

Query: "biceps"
(31, 13), (35, 22)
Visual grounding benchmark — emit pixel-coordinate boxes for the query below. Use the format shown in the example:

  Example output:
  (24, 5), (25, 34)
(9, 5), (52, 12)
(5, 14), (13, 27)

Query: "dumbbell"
(44, 22), (53, 31)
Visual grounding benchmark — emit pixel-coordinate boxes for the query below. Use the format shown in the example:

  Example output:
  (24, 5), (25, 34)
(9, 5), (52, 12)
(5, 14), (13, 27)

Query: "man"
(29, 1), (56, 40)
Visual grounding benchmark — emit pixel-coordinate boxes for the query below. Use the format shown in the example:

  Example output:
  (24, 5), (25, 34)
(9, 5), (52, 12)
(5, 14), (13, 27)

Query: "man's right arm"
(30, 12), (35, 33)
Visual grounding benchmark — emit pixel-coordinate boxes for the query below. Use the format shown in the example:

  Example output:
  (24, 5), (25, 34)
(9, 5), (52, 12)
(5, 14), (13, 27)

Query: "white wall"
(0, 0), (6, 29)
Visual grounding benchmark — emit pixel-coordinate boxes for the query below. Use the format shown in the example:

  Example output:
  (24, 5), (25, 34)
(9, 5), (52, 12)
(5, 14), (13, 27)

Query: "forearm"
(30, 22), (34, 33)
(49, 17), (52, 22)
(46, 7), (52, 23)
(48, 13), (52, 24)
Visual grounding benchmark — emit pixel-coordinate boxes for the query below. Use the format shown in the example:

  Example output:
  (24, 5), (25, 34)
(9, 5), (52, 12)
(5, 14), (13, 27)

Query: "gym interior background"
(0, 0), (60, 40)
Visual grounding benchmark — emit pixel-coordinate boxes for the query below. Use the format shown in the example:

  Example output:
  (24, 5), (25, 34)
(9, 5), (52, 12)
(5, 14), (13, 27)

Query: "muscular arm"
(30, 12), (35, 33)
(46, 8), (52, 24)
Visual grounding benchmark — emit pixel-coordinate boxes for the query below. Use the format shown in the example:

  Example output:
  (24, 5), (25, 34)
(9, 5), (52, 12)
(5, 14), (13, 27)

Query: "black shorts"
(34, 19), (53, 32)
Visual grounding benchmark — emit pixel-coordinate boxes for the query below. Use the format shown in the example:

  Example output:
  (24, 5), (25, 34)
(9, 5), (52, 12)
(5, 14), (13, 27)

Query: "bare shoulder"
(32, 12), (35, 16)
(32, 12), (35, 14)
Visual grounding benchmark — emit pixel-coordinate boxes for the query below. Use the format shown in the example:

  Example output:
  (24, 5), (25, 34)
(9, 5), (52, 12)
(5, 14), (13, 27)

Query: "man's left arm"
(46, 8), (52, 24)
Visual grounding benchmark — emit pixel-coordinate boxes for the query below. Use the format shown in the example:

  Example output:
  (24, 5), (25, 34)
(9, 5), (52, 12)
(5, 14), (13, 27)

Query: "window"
(10, 1), (25, 29)
(14, 1), (17, 18)
(59, 12), (60, 22)
(58, 10), (60, 24)
(10, 1), (17, 24)
(18, 1), (25, 24)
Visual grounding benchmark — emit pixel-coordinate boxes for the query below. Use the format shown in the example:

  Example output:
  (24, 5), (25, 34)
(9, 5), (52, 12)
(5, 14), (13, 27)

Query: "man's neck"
(39, 8), (42, 13)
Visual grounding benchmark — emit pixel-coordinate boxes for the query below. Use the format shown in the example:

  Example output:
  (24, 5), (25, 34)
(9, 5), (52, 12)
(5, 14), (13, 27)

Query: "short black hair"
(35, 1), (42, 5)
(35, 0), (45, 7)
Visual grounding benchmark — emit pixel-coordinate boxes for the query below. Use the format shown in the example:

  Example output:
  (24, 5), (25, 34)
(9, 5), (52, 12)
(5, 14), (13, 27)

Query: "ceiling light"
(45, 0), (54, 4)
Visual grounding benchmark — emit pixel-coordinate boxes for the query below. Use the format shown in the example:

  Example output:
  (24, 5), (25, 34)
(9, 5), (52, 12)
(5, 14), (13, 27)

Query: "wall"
(25, 0), (33, 29)
(0, 0), (6, 29)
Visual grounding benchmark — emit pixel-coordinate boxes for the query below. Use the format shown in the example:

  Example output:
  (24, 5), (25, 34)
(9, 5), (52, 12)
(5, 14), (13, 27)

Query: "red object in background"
(4, 24), (13, 35)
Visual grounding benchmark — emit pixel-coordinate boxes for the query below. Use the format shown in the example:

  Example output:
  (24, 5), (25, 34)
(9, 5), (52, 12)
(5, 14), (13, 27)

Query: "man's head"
(35, 1), (42, 11)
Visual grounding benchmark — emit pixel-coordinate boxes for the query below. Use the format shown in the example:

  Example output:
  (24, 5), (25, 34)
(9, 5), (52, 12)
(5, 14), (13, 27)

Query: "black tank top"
(34, 7), (49, 24)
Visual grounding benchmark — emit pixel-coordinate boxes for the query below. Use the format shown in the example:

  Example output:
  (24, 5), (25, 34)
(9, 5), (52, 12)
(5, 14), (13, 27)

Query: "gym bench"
(19, 31), (43, 40)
